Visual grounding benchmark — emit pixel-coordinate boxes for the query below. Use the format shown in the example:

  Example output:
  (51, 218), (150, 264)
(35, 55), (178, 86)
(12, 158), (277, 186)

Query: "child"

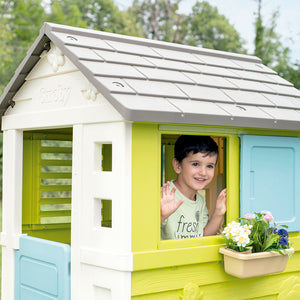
(161, 135), (227, 240)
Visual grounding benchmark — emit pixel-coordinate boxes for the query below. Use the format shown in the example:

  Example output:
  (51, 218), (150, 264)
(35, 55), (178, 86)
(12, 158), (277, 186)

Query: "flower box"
(219, 246), (294, 278)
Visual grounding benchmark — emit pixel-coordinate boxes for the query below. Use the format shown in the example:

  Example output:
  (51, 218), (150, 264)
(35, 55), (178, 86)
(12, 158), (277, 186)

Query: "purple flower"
(278, 236), (289, 246)
(278, 229), (289, 237)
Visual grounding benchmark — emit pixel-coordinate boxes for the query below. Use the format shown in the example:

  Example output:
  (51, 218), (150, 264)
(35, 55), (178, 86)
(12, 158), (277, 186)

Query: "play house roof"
(1, 22), (299, 130)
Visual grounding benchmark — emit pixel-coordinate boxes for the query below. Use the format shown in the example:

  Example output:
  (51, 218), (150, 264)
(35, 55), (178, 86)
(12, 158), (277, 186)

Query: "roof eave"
(123, 111), (300, 131)
(0, 26), (51, 116)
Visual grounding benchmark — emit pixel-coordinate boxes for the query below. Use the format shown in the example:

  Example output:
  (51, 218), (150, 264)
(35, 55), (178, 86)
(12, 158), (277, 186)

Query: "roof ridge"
(43, 22), (261, 64)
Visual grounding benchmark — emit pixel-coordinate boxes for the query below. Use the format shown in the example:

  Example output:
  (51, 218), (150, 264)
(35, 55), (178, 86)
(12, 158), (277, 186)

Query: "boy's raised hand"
(215, 188), (227, 216)
(203, 188), (227, 236)
(161, 181), (184, 224)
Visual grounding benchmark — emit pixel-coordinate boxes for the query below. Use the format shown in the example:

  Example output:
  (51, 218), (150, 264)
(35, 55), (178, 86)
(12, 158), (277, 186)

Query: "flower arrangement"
(222, 211), (292, 254)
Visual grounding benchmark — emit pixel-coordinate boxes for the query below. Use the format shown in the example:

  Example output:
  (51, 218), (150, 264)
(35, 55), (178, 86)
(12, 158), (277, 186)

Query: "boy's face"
(173, 151), (217, 199)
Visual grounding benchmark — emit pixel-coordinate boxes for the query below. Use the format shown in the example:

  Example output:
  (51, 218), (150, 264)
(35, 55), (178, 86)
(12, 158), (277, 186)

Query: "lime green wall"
(131, 122), (300, 299)
(132, 123), (160, 252)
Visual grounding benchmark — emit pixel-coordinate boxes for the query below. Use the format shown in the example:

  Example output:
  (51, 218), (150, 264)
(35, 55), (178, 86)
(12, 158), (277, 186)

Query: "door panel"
(15, 235), (70, 300)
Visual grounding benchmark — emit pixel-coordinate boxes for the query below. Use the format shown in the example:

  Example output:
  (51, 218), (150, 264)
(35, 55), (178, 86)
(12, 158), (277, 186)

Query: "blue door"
(15, 235), (70, 300)
(240, 135), (300, 231)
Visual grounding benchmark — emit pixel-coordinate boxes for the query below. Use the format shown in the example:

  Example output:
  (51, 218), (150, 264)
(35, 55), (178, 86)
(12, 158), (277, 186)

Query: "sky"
(116, 0), (300, 63)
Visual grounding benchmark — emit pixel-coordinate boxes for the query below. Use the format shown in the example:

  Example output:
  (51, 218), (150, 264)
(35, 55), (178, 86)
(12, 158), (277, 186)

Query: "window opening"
(22, 130), (72, 244)
(101, 199), (112, 228)
(94, 198), (112, 228)
(94, 143), (112, 172)
(160, 134), (226, 240)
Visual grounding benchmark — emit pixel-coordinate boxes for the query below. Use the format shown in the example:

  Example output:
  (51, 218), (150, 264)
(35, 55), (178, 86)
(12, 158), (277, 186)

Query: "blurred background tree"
(254, 0), (300, 88)
(187, 1), (245, 52)
(128, 0), (188, 43)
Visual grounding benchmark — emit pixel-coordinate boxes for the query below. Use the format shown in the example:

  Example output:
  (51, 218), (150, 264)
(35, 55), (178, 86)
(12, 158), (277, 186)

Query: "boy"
(161, 135), (227, 240)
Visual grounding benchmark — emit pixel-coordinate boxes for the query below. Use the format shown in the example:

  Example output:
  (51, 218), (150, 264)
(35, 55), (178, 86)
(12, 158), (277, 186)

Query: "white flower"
(236, 233), (250, 247)
(223, 221), (252, 248)
(223, 221), (241, 239)
(242, 224), (252, 235)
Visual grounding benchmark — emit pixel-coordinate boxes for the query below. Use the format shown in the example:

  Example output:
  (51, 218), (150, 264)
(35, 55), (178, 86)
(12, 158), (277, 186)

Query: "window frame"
(157, 125), (240, 250)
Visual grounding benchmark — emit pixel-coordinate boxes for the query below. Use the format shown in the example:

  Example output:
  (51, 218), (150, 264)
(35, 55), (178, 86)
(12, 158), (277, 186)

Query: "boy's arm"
(161, 181), (184, 224)
(203, 188), (227, 236)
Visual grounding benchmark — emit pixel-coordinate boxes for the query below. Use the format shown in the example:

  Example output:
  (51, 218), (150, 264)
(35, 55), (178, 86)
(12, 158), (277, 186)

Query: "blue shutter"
(15, 235), (70, 300)
(240, 135), (300, 232)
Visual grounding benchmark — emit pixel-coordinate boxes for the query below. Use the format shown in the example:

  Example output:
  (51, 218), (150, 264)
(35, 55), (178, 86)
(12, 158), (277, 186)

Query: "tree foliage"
(253, 0), (300, 88)
(129, 0), (245, 52)
(47, 0), (142, 35)
(46, 1), (87, 27)
(188, 1), (245, 52)
(0, 18), (14, 93)
(0, 0), (46, 93)
(129, 0), (188, 43)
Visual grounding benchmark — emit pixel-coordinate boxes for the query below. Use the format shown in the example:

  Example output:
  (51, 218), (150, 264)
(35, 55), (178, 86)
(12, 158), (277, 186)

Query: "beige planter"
(219, 247), (294, 278)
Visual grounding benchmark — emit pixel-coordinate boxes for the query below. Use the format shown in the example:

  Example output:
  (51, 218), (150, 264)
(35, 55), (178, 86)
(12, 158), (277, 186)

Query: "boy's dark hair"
(174, 135), (219, 162)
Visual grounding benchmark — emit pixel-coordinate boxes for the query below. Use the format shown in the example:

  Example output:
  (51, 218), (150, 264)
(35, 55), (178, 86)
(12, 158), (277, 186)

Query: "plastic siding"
(131, 123), (300, 299)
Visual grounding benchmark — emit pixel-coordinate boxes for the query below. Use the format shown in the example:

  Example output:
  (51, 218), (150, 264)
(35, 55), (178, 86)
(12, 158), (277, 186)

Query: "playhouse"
(0, 22), (300, 299)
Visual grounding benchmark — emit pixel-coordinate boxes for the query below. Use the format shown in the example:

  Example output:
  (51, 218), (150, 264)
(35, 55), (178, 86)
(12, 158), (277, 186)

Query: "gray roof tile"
(143, 57), (198, 72)
(0, 23), (299, 131)
(80, 60), (146, 79)
(263, 94), (300, 109)
(230, 69), (277, 84)
(135, 67), (194, 83)
(233, 60), (276, 74)
(176, 84), (233, 102)
(169, 98), (230, 116)
(194, 54), (243, 69)
(112, 94), (181, 112)
(223, 90), (274, 106)
(266, 74), (293, 86)
(264, 84), (300, 97)
(218, 103), (273, 119)
(261, 107), (300, 121)
(52, 31), (114, 51)
(190, 64), (240, 78)
(183, 73), (237, 89)
(105, 40), (161, 58)
(124, 79), (188, 98)
(227, 78), (275, 93)
(64, 45), (103, 61)
(150, 47), (202, 63)
(93, 49), (155, 67)
(94, 77), (136, 94)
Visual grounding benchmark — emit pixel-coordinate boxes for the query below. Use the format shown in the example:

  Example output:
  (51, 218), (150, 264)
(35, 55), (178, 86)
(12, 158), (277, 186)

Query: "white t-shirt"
(161, 181), (209, 240)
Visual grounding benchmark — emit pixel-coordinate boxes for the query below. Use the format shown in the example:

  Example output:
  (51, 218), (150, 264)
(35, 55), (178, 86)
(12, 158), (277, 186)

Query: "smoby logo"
(40, 86), (71, 106)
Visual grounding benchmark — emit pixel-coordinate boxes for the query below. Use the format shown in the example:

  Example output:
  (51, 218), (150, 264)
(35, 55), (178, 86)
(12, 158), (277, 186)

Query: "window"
(94, 142), (112, 172)
(22, 130), (72, 244)
(94, 198), (112, 229)
(160, 134), (226, 240)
